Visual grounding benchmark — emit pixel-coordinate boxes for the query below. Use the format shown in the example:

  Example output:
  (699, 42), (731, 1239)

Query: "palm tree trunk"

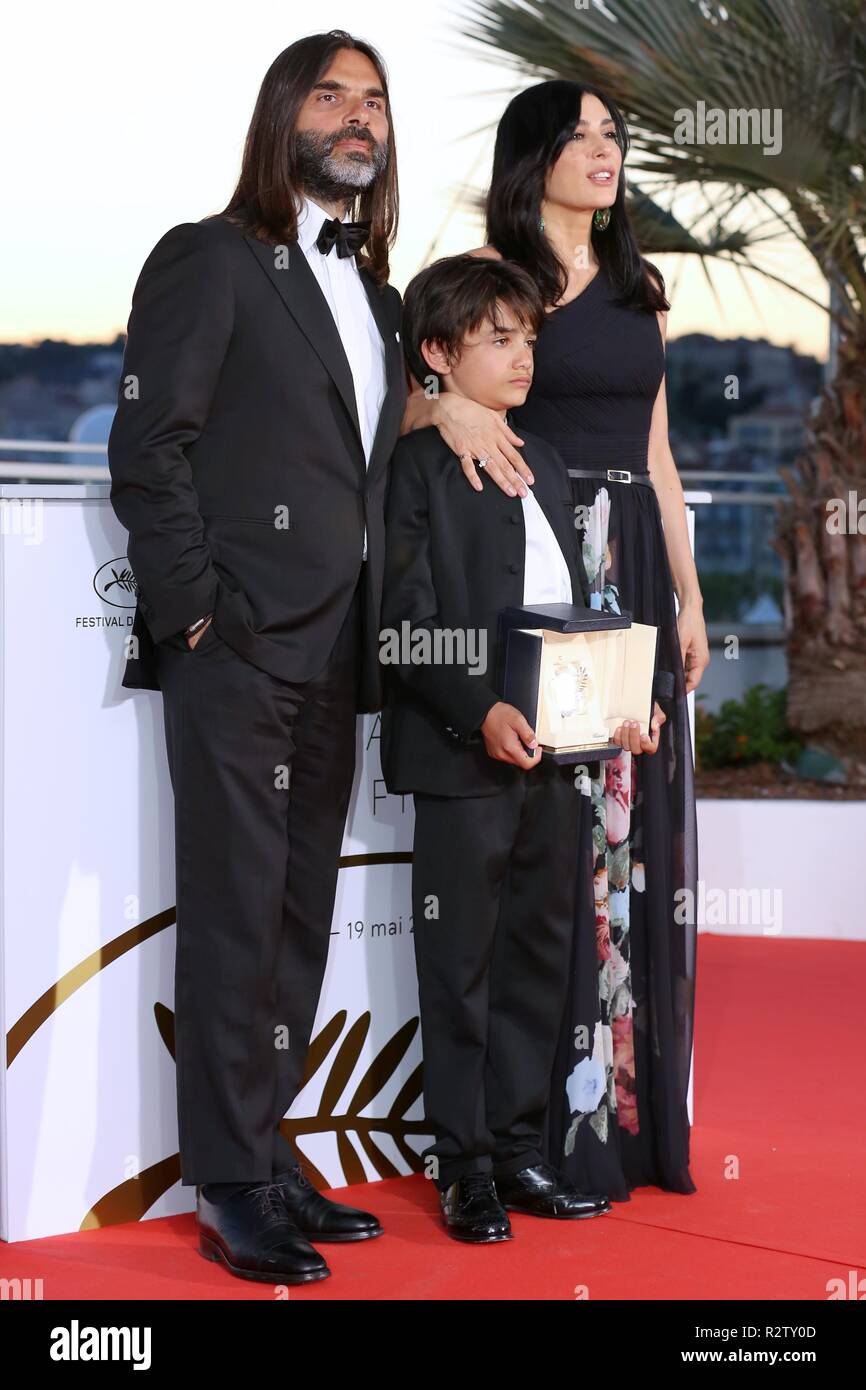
(775, 326), (866, 754)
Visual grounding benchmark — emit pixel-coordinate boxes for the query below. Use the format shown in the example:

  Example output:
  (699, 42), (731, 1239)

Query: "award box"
(498, 603), (659, 763)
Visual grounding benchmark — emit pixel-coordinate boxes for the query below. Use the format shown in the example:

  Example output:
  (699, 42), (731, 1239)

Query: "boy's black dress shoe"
(274, 1164), (384, 1242)
(494, 1162), (612, 1218)
(196, 1180), (331, 1283)
(439, 1174), (512, 1242)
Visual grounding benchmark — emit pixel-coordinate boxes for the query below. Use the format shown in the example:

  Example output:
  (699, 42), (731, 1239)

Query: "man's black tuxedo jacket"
(108, 214), (407, 712)
(380, 425), (592, 798)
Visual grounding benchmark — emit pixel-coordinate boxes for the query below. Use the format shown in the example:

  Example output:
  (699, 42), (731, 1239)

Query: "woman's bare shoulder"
(465, 244), (503, 260)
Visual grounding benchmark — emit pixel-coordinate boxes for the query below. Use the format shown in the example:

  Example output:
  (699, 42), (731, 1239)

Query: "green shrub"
(695, 684), (803, 770)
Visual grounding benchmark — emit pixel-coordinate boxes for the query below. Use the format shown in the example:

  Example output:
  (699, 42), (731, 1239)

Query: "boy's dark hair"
(402, 254), (545, 394)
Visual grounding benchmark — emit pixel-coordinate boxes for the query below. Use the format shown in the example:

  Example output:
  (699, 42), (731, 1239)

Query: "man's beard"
(294, 127), (387, 207)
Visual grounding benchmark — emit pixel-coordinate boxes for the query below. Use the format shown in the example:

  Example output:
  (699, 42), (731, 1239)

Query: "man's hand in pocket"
(186, 616), (213, 650)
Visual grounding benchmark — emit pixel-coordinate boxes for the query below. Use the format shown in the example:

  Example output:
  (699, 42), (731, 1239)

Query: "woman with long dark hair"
(401, 80), (708, 1200)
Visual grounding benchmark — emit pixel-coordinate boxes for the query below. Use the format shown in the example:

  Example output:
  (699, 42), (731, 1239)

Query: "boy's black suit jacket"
(380, 424), (592, 797)
(108, 214), (406, 712)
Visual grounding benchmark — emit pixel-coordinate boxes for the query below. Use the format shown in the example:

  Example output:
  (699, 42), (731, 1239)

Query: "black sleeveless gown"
(511, 264), (698, 1200)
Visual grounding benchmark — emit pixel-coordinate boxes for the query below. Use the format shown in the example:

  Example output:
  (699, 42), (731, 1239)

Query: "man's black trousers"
(153, 584), (362, 1185)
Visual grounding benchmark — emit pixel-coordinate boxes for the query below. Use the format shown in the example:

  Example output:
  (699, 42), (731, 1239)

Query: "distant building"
(662, 335), (812, 634)
(728, 402), (806, 460)
(665, 333), (821, 449)
(0, 338), (123, 462)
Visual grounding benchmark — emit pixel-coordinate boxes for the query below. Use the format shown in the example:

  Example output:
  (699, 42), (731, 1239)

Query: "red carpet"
(3, 935), (864, 1300)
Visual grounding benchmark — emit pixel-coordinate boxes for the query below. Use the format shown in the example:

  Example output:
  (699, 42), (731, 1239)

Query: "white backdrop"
(0, 485), (426, 1242)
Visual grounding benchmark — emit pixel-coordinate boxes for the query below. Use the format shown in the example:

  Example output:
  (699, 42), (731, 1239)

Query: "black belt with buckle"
(567, 468), (654, 487)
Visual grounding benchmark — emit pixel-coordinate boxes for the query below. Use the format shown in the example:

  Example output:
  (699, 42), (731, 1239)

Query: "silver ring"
(476, 456), (490, 470)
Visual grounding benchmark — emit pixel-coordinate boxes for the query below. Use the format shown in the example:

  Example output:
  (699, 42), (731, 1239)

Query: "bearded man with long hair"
(109, 30), (406, 1285)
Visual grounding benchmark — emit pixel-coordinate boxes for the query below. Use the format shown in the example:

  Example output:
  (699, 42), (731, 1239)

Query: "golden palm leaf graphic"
(81, 1006), (428, 1230)
(1, 873), (421, 1233)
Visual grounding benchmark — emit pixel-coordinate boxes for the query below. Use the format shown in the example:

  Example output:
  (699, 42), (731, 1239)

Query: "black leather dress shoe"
(196, 1180), (331, 1283)
(274, 1164), (383, 1242)
(440, 1174), (512, 1243)
(494, 1162), (612, 1218)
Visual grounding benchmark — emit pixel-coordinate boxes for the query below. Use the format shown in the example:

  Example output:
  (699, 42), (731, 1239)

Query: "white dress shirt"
(521, 487), (575, 605)
(296, 194), (387, 560)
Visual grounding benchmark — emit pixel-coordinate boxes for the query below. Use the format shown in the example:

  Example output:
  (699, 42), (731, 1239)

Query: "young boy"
(381, 255), (663, 1242)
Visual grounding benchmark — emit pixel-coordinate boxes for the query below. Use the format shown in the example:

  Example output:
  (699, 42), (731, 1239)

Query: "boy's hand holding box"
(498, 602), (659, 762)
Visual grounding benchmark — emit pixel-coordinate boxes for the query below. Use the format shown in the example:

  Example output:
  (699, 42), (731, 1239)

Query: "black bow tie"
(315, 217), (372, 259)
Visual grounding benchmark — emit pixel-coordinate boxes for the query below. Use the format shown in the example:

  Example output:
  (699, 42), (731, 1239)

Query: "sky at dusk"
(2, 0), (830, 360)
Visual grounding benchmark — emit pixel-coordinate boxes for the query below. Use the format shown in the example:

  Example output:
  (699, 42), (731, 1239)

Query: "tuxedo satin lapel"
(243, 232), (364, 456)
(358, 265), (405, 486)
(358, 265), (400, 394)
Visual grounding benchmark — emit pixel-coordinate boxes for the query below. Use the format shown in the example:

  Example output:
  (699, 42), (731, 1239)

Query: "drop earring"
(593, 207), (611, 231)
(539, 214), (545, 232)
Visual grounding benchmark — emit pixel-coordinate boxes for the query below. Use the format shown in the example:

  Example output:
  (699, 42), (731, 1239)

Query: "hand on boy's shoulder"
(389, 418), (568, 498)
(392, 424), (490, 488)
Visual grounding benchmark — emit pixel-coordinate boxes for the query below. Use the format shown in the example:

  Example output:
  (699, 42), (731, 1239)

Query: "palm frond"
(457, 0), (866, 307)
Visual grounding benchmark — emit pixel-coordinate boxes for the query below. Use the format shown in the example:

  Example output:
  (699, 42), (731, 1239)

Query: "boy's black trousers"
(411, 757), (581, 1191)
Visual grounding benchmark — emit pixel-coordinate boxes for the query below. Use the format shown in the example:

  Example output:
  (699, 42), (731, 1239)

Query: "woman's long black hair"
(485, 79), (668, 314)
